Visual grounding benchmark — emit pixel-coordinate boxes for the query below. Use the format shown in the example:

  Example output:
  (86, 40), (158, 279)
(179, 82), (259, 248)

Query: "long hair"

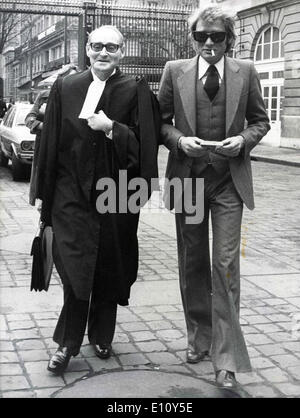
(188, 6), (237, 53)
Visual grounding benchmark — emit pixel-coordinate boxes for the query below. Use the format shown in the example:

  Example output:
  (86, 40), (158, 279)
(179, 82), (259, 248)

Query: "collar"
(91, 68), (116, 83)
(198, 55), (225, 80)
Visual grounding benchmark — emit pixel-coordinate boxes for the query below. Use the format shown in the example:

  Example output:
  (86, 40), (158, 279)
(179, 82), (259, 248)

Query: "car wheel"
(12, 152), (28, 181)
(0, 148), (9, 167)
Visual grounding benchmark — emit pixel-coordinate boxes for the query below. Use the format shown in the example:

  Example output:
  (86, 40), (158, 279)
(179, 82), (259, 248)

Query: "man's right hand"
(178, 137), (208, 157)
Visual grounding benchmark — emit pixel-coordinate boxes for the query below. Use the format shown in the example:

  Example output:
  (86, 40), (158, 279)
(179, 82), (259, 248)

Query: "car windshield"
(15, 107), (30, 126)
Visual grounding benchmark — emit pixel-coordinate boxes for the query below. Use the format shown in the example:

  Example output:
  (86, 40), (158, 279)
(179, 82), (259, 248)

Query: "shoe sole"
(216, 377), (237, 389)
(186, 357), (204, 364)
(47, 358), (71, 375)
(95, 351), (111, 360)
(186, 353), (207, 364)
(96, 353), (111, 360)
(216, 382), (237, 390)
(47, 365), (67, 375)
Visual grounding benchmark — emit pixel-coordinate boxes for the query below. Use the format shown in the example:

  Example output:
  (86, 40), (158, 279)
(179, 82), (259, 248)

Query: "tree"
(0, 12), (22, 55)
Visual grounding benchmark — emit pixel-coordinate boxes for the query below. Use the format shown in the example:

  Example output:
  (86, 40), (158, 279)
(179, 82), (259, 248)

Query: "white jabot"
(198, 55), (224, 86)
(78, 69), (116, 119)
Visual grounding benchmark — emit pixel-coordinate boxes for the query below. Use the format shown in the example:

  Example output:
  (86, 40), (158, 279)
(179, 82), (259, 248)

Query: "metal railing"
(90, 2), (195, 92)
(2, 0), (196, 95)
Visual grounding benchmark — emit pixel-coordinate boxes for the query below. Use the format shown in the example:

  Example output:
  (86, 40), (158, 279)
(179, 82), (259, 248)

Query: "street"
(0, 146), (300, 398)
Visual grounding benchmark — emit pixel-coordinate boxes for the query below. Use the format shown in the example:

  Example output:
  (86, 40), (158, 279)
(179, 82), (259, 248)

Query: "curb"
(251, 155), (300, 168)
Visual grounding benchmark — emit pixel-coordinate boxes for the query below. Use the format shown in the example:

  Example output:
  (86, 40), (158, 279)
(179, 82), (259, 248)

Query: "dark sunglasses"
(192, 31), (226, 43)
(89, 42), (120, 53)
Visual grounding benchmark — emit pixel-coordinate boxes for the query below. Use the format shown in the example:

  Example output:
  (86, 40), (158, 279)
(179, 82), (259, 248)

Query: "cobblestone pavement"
(0, 147), (299, 398)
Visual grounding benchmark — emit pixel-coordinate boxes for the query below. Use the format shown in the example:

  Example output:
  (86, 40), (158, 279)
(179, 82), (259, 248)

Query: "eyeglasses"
(192, 31), (226, 43)
(89, 42), (120, 53)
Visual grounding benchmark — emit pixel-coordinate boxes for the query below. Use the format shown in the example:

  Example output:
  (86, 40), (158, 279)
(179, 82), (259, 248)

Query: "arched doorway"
(253, 26), (284, 146)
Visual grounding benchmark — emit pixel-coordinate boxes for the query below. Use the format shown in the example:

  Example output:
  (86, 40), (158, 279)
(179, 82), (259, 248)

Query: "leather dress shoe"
(94, 344), (112, 359)
(186, 349), (209, 364)
(216, 370), (237, 388)
(47, 347), (72, 375)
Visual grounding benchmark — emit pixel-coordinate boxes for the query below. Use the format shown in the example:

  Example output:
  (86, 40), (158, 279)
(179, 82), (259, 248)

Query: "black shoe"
(186, 349), (209, 364)
(47, 347), (72, 375)
(93, 344), (112, 359)
(216, 370), (237, 389)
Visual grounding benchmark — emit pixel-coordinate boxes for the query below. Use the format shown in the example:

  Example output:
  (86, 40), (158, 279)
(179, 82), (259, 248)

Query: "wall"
(236, 0), (300, 147)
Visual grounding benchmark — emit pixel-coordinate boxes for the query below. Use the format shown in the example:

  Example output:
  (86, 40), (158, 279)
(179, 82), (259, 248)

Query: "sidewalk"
(0, 147), (300, 399)
(251, 144), (300, 167)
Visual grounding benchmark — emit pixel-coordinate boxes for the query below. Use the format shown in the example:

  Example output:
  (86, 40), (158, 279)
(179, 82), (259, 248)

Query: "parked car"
(0, 103), (36, 181)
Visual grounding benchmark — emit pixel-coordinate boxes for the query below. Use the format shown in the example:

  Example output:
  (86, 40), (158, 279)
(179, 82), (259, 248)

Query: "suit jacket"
(158, 55), (270, 210)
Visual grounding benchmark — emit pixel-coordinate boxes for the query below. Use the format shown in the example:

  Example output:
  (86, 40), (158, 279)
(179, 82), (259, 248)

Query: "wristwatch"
(177, 137), (183, 150)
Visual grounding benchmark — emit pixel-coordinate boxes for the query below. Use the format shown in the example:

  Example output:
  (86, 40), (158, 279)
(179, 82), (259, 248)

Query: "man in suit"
(37, 25), (159, 374)
(158, 6), (270, 388)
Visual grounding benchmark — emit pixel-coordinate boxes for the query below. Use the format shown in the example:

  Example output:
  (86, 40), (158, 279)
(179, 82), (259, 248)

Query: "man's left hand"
(87, 110), (113, 134)
(216, 135), (245, 157)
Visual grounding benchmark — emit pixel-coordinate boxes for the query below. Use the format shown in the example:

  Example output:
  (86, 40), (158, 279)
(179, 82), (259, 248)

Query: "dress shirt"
(198, 55), (224, 86)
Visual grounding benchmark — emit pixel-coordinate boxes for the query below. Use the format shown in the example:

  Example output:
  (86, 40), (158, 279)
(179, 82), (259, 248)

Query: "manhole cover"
(53, 370), (245, 398)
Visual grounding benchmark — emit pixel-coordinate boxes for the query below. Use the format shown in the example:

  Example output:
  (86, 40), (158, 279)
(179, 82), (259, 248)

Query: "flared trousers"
(176, 166), (251, 373)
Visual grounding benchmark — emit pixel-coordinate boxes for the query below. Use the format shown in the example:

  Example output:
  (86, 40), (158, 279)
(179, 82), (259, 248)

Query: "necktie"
(204, 65), (219, 101)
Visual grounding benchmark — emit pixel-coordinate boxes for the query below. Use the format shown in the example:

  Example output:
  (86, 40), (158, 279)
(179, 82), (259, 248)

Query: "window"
(259, 72), (269, 80)
(44, 16), (49, 29)
(262, 85), (284, 122)
(255, 26), (284, 62)
(253, 26), (284, 141)
(50, 45), (62, 61)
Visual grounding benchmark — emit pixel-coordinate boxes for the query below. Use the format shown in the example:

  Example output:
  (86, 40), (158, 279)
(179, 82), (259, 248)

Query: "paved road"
(0, 147), (299, 398)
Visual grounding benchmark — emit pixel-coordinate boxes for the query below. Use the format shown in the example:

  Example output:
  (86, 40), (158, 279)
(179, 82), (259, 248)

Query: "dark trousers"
(53, 279), (117, 356)
(176, 166), (251, 373)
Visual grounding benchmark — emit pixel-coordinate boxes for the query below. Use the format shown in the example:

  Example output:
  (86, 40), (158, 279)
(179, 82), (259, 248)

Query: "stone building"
(2, 0), (299, 148)
(1, 0), (197, 103)
(2, 13), (79, 103)
(206, 0), (300, 147)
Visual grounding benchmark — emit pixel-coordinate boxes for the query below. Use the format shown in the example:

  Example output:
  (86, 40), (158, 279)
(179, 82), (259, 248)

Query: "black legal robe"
(37, 68), (159, 303)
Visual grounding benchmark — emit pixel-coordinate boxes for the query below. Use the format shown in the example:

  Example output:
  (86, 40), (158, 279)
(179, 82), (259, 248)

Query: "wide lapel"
(94, 68), (121, 114)
(177, 55), (198, 135)
(225, 57), (243, 135)
(75, 69), (93, 110)
(74, 69), (94, 136)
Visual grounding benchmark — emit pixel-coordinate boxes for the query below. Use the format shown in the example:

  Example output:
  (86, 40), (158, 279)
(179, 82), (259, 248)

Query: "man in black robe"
(37, 25), (159, 374)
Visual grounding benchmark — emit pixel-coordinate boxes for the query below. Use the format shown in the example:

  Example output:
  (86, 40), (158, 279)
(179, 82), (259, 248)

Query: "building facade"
(2, 13), (79, 103)
(209, 0), (300, 147)
(2, 0), (299, 147)
(1, 0), (197, 103)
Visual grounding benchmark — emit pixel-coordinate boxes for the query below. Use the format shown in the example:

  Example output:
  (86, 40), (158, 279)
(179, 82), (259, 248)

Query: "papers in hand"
(200, 140), (221, 147)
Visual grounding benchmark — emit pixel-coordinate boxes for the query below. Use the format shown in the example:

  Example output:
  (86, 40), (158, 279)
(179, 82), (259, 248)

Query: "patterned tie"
(204, 65), (219, 101)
